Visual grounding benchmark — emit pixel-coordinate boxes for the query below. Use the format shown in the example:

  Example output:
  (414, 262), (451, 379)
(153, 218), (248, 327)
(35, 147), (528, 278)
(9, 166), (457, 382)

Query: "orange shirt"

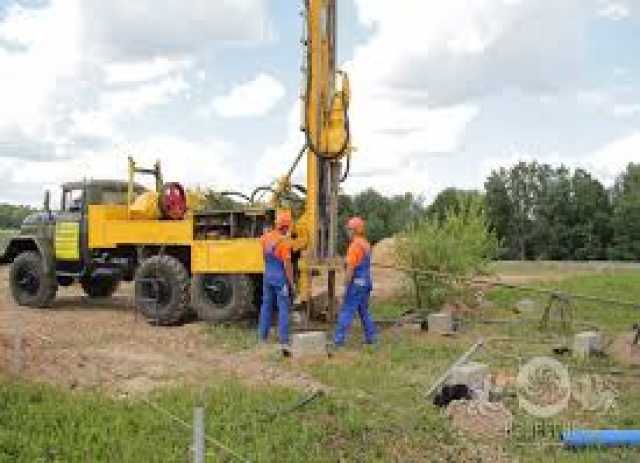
(346, 236), (370, 268)
(260, 230), (292, 262)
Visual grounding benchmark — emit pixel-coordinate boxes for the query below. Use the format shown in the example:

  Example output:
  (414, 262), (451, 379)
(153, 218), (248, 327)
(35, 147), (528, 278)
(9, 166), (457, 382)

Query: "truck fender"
(0, 236), (55, 273)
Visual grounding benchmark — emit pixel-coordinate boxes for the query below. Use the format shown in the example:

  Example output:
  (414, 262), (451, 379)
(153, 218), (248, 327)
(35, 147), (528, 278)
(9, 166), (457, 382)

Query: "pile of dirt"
(446, 400), (513, 440)
(371, 237), (399, 267)
(371, 237), (406, 300)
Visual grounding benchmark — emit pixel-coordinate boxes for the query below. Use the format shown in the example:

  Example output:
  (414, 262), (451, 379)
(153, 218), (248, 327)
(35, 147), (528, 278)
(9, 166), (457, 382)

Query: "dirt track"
(0, 268), (327, 395)
(0, 238), (405, 396)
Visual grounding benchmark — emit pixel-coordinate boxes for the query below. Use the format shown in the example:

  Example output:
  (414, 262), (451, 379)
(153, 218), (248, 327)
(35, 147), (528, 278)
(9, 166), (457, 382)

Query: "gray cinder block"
(446, 362), (490, 399)
(428, 313), (453, 335)
(290, 331), (327, 357)
(516, 299), (538, 313)
(573, 331), (603, 358)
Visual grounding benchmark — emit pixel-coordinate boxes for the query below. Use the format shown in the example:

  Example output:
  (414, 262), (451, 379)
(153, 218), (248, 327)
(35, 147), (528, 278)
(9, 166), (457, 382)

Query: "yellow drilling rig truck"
(1, 0), (351, 325)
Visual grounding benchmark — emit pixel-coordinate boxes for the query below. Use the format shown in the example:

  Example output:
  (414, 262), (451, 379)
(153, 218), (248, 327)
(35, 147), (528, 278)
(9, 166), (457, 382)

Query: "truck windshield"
(63, 189), (84, 212)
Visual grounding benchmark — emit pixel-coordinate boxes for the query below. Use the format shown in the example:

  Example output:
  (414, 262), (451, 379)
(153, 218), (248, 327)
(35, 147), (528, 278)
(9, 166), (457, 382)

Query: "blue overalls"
(258, 233), (290, 345)
(334, 241), (378, 346)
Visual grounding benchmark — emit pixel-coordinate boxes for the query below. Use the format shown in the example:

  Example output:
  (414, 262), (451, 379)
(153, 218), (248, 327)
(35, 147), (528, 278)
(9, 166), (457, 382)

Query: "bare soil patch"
(0, 268), (326, 395)
(446, 400), (513, 440)
(610, 333), (640, 367)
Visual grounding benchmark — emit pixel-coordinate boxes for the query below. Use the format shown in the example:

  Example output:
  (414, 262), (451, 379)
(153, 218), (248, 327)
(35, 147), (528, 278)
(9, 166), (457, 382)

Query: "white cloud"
(67, 76), (190, 142)
(212, 73), (285, 118)
(104, 57), (192, 84)
(351, 0), (591, 107)
(68, 110), (116, 140)
(597, 1), (631, 20)
(587, 132), (640, 184)
(0, 0), (269, 204)
(613, 103), (640, 118)
(576, 89), (640, 118)
(0, 0), (81, 140)
(104, 76), (189, 115)
(79, 0), (271, 60)
(0, 136), (241, 204)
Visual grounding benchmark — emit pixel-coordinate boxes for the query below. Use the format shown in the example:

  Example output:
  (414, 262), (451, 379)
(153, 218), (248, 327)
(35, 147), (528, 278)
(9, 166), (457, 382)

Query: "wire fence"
(372, 262), (640, 312)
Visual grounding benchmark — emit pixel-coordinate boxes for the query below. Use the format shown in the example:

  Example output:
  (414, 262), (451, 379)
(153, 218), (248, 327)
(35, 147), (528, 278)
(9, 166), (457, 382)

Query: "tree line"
(337, 162), (640, 261)
(0, 204), (35, 230)
(1, 161), (637, 260)
(432, 162), (639, 261)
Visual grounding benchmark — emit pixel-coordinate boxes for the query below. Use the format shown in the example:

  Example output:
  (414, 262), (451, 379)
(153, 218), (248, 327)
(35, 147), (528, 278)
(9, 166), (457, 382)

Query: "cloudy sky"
(0, 0), (638, 206)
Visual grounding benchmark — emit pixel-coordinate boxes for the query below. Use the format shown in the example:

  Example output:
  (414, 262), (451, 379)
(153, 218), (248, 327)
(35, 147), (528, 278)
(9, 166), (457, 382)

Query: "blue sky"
(0, 0), (638, 205)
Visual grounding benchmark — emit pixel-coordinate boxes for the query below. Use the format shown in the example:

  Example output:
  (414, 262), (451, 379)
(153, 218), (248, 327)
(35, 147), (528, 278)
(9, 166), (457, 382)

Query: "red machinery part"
(161, 182), (187, 220)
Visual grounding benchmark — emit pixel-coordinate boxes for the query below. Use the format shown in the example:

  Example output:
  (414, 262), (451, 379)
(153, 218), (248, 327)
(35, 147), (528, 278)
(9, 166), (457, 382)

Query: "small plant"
(395, 195), (498, 314)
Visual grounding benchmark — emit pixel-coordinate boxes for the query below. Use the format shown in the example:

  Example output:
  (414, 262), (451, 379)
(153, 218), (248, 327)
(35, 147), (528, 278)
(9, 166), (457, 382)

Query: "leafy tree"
(484, 162), (541, 259)
(484, 162), (613, 260)
(427, 188), (484, 222)
(337, 188), (425, 252)
(570, 169), (612, 260)
(609, 163), (640, 260)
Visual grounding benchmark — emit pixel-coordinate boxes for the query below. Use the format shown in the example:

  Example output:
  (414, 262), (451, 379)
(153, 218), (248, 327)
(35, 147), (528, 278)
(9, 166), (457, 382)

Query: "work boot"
(280, 343), (292, 358)
(327, 342), (344, 357)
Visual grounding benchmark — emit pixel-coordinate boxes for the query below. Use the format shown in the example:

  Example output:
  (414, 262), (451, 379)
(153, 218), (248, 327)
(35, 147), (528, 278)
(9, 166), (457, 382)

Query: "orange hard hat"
(276, 210), (293, 230)
(347, 216), (365, 234)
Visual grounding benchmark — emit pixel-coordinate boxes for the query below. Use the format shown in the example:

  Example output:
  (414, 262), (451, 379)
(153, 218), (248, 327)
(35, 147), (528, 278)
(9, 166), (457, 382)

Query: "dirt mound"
(372, 237), (399, 267)
(447, 400), (513, 440)
(371, 237), (405, 300)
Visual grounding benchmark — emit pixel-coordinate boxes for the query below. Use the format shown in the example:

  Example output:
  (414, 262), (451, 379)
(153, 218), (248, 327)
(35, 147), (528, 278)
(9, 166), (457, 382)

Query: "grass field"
(3, 271), (640, 461)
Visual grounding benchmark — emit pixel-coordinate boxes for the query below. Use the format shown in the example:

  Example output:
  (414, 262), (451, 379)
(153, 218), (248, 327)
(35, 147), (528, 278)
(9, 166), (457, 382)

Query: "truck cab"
(2, 180), (144, 307)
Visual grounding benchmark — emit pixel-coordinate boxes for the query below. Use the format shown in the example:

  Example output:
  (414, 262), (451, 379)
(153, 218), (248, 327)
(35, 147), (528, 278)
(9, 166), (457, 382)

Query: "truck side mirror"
(43, 190), (51, 214)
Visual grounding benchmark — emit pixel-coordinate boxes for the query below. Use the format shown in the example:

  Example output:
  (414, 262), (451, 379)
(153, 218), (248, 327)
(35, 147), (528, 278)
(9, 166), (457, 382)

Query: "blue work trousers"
(334, 284), (377, 346)
(258, 281), (290, 345)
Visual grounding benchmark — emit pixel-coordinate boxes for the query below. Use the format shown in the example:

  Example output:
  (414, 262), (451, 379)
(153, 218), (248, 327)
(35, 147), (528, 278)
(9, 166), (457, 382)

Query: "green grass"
(485, 273), (640, 332)
(3, 271), (640, 461)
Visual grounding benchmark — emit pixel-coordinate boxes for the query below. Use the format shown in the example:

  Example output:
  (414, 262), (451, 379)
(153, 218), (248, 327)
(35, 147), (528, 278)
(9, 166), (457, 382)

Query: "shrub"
(395, 196), (498, 313)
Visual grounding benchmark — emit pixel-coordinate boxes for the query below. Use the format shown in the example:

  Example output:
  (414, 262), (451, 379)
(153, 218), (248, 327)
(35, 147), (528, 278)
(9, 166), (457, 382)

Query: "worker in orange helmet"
(258, 210), (295, 348)
(333, 216), (378, 347)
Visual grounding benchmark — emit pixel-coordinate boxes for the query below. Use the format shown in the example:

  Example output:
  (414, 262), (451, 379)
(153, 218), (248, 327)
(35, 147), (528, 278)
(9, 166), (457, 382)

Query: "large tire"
(134, 255), (189, 325)
(80, 274), (120, 298)
(9, 251), (57, 308)
(192, 274), (256, 323)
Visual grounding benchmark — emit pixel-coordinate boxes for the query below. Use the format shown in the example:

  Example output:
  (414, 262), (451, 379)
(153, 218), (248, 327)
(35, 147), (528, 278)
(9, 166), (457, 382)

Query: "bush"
(395, 196), (498, 313)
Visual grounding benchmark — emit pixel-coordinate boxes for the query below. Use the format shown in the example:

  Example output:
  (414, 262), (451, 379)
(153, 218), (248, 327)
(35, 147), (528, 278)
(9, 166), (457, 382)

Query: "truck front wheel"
(9, 251), (58, 308)
(134, 255), (189, 325)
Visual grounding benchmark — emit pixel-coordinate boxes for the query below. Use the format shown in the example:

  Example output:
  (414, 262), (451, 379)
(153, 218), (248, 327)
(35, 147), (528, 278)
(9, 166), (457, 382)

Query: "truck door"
(55, 188), (84, 272)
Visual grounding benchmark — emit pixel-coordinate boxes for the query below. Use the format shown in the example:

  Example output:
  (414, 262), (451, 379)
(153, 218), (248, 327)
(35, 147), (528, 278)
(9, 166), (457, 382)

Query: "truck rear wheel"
(134, 255), (189, 325)
(192, 274), (256, 323)
(81, 274), (120, 299)
(9, 251), (57, 308)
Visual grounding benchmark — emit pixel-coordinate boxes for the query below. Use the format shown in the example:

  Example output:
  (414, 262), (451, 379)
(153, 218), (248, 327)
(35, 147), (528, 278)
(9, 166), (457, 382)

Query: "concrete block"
(573, 331), (603, 358)
(516, 298), (538, 313)
(428, 313), (453, 335)
(290, 331), (327, 357)
(446, 362), (490, 399)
